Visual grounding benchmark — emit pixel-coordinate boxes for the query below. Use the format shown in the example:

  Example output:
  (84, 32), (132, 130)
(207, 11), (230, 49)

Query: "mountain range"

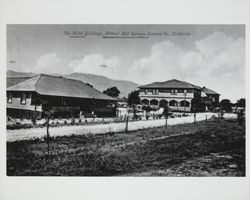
(7, 70), (139, 98)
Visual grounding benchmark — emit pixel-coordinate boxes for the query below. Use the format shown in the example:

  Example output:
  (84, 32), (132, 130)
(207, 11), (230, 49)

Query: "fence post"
(125, 115), (129, 133)
(165, 116), (168, 129)
(205, 115), (207, 123)
(194, 112), (196, 124)
(46, 116), (50, 155)
(163, 106), (169, 134)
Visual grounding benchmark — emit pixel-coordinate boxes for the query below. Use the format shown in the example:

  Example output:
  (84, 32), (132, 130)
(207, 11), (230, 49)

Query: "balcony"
(139, 92), (194, 98)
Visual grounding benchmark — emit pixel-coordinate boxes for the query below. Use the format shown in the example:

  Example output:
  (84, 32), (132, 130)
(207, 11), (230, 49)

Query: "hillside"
(65, 73), (139, 98)
(7, 70), (139, 98)
(7, 70), (36, 78)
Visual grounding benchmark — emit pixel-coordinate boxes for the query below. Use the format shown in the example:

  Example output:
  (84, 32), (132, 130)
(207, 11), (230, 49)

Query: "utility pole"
(125, 115), (129, 133)
(184, 90), (187, 115)
(194, 109), (196, 124)
(163, 106), (169, 133)
(45, 111), (52, 156)
(46, 116), (50, 155)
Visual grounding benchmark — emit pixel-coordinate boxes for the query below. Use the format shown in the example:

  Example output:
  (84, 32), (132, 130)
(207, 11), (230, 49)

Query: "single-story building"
(6, 74), (117, 119)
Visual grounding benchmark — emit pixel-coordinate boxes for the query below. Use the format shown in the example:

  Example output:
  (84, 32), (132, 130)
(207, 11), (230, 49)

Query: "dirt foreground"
(7, 117), (245, 176)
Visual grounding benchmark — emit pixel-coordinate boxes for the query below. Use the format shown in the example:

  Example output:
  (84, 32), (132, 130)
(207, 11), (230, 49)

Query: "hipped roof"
(139, 79), (202, 90)
(7, 74), (117, 101)
(202, 87), (220, 95)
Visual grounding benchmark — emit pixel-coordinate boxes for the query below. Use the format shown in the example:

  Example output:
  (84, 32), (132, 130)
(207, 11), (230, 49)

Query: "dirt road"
(6, 113), (236, 142)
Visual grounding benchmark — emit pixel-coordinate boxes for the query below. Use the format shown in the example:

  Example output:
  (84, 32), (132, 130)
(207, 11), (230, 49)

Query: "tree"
(142, 105), (152, 120)
(86, 83), (93, 88)
(127, 90), (140, 120)
(128, 90), (140, 106)
(103, 87), (120, 97)
(220, 99), (232, 112)
(118, 96), (128, 102)
(191, 98), (205, 112)
(236, 98), (245, 108)
(163, 105), (170, 131)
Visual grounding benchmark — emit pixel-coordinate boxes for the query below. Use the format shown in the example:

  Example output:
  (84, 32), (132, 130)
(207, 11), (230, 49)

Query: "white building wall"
(7, 97), (42, 112)
(139, 92), (193, 112)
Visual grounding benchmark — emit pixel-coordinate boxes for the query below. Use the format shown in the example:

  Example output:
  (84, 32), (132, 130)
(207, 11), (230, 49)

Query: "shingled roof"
(139, 79), (202, 90)
(7, 74), (117, 101)
(202, 87), (220, 95)
(7, 76), (35, 88)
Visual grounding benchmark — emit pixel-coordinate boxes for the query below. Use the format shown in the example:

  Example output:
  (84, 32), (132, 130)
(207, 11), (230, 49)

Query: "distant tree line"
(191, 97), (245, 112)
(103, 87), (120, 98)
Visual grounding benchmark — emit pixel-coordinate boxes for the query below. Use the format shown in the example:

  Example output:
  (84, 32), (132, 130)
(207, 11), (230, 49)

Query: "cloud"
(69, 54), (123, 79)
(28, 31), (244, 102)
(34, 53), (62, 74)
(128, 32), (245, 102)
(37, 53), (60, 67)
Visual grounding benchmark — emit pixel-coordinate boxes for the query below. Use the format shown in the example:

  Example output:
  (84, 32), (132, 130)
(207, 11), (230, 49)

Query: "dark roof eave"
(138, 86), (202, 90)
(38, 92), (117, 101)
(7, 89), (117, 101)
(206, 92), (220, 95)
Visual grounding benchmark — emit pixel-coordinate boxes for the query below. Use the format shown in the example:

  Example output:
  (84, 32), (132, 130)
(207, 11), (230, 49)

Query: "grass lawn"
(7, 118), (245, 176)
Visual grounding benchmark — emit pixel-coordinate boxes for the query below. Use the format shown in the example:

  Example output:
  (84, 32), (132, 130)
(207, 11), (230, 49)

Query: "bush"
(7, 123), (33, 130)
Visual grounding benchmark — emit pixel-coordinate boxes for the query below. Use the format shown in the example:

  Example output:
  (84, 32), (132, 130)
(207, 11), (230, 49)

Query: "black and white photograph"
(1, 1), (250, 200)
(6, 24), (245, 177)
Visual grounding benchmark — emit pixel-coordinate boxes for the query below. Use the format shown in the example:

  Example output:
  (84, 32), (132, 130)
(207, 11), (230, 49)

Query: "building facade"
(7, 74), (117, 119)
(201, 87), (220, 105)
(139, 79), (219, 112)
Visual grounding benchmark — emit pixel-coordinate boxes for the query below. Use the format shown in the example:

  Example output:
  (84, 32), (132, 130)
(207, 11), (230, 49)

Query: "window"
(170, 89), (178, 94)
(169, 100), (178, 107)
(180, 100), (190, 107)
(7, 93), (12, 103)
(159, 100), (168, 107)
(20, 93), (26, 105)
(178, 89), (184, 93)
(62, 97), (66, 106)
(150, 99), (158, 105)
(140, 89), (147, 94)
(152, 89), (158, 94)
(141, 99), (149, 105)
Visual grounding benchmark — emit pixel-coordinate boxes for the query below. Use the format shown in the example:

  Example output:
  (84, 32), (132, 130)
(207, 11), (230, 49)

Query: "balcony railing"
(139, 92), (193, 98)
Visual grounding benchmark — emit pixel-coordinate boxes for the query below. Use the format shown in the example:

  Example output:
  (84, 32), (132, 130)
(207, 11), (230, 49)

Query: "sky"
(7, 24), (245, 103)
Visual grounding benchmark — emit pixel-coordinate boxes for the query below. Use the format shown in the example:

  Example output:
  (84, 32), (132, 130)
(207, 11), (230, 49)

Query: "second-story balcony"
(139, 91), (194, 98)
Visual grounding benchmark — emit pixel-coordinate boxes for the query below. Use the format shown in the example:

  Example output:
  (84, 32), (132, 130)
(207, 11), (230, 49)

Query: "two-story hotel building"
(138, 79), (204, 112)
